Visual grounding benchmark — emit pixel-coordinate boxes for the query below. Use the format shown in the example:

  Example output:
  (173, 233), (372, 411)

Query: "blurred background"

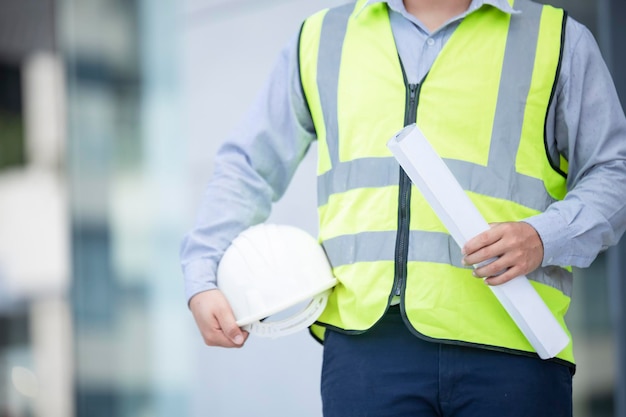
(0, 0), (624, 416)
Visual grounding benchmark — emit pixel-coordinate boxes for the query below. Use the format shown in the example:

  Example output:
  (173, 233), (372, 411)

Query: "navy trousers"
(321, 306), (573, 417)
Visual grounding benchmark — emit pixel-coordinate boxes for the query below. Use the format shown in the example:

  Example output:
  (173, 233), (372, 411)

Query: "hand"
(189, 289), (249, 348)
(461, 222), (544, 286)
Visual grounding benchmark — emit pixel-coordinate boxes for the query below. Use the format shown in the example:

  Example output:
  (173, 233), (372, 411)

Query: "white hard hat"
(217, 223), (337, 338)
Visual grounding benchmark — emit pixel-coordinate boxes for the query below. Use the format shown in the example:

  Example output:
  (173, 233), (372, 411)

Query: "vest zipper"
(392, 82), (421, 300)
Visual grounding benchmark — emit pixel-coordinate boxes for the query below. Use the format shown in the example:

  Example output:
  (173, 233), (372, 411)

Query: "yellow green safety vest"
(299, 0), (574, 365)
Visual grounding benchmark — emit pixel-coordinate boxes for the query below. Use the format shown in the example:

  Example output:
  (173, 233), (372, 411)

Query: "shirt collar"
(356, 0), (519, 18)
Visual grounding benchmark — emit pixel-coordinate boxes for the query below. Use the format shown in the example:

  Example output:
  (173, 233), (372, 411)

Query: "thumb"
(227, 327), (245, 346)
(217, 309), (246, 346)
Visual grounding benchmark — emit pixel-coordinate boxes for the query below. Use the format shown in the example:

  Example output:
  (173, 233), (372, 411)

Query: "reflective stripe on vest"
(299, 0), (574, 364)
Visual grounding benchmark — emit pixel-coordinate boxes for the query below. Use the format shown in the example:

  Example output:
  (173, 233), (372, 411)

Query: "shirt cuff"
(183, 259), (218, 305)
(523, 211), (570, 267)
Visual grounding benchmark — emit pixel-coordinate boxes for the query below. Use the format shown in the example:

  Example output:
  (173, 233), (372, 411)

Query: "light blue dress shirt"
(181, 0), (626, 303)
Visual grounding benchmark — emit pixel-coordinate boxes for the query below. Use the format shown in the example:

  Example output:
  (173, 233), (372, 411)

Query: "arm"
(180, 33), (316, 346)
(463, 18), (626, 284)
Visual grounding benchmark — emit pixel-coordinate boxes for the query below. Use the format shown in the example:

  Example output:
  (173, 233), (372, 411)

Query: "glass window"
(0, 62), (25, 169)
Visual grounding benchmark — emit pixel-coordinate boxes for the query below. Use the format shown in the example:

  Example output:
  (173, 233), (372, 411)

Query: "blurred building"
(0, 1), (72, 416)
(0, 0), (624, 417)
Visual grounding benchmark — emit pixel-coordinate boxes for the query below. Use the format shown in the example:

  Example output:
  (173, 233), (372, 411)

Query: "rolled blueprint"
(387, 124), (569, 359)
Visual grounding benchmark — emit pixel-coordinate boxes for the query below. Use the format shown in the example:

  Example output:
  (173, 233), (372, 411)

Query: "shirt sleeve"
(524, 17), (626, 268)
(179, 32), (316, 304)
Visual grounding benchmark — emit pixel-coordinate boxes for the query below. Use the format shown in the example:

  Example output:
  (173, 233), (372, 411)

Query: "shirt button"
(426, 38), (435, 46)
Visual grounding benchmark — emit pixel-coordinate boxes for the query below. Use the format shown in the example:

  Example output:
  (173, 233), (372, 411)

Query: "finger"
(209, 330), (248, 349)
(472, 255), (509, 279)
(215, 308), (246, 346)
(197, 313), (239, 347)
(463, 247), (498, 267)
(201, 321), (248, 348)
(203, 329), (238, 347)
(463, 237), (507, 267)
(462, 227), (505, 261)
(484, 264), (524, 286)
(189, 290), (248, 348)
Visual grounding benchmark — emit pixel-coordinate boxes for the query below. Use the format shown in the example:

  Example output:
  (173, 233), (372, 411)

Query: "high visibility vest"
(299, 0), (574, 365)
